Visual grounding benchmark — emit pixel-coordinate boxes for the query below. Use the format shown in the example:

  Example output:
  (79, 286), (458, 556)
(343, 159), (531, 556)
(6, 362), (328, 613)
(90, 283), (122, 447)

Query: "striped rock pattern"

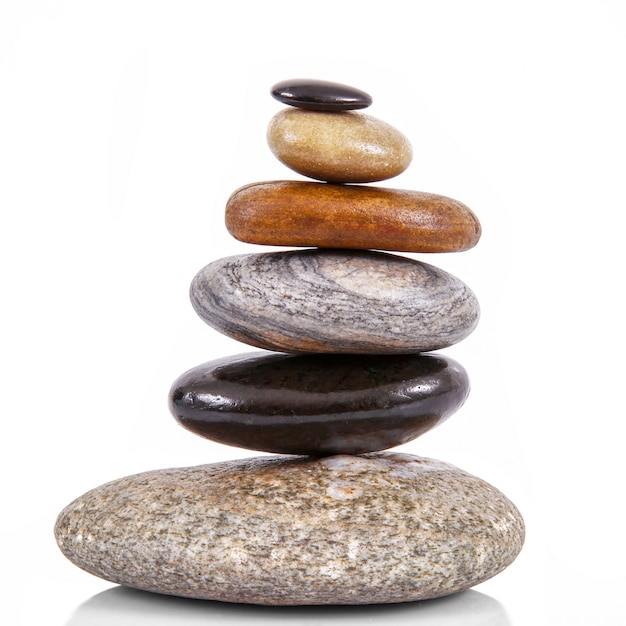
(190, 249), (480, 354)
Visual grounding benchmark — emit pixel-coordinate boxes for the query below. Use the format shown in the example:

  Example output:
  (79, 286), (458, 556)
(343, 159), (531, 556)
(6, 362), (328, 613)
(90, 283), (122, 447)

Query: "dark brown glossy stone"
(271, 78), (372, 111)
(169, 351), (470, 456)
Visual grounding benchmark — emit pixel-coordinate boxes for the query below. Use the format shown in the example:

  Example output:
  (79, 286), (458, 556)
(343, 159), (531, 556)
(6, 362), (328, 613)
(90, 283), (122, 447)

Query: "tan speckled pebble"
(55, 452), (524, 605)
(267, 108), (413, 183)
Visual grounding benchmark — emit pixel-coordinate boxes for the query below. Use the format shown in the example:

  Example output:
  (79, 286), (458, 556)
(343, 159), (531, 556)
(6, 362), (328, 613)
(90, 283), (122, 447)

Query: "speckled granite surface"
(190, 249), (480, 354)
(55, 452), (524, 605)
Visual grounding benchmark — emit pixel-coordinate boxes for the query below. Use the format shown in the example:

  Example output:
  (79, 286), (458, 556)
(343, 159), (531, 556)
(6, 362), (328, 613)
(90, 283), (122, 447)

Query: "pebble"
(169, 351), (470, 455)
(270, 78), (373, 111)
(54, 452), (525, 605)
(190, 249), (479, 354)
(267, 108), (412, 183)
(226, 180), (482, 253)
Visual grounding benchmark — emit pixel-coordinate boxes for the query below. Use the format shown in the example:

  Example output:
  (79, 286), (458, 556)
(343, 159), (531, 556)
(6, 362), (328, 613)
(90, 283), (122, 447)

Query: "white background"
(1, 1), (625, 624)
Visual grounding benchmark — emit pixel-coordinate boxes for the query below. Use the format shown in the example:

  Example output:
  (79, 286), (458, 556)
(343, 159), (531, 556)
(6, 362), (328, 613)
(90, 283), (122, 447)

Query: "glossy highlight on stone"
(270, 78), (373, 111)
(55, 452), (525, 605)
(169, 351), (470, 455)
(190, 249), (480, 354)
(226, 180), (482, 253)
(267, 108), (412, 183)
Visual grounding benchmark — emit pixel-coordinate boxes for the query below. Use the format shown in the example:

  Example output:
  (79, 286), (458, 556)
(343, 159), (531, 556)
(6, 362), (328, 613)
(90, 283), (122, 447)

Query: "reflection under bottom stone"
(66, 586), (512, 626)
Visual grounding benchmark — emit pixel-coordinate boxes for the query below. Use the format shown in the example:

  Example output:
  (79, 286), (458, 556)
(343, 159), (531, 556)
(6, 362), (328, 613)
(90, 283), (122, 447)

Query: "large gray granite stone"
(55, 452), (524, 605)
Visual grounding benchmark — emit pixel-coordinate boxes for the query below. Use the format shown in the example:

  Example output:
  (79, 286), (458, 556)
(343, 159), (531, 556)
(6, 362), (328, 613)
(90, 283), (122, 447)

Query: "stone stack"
(55, 79), (524, 606)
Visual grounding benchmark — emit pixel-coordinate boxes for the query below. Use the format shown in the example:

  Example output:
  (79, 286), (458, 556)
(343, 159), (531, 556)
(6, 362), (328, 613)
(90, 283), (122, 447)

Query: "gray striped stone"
(190, 249), (479, 354)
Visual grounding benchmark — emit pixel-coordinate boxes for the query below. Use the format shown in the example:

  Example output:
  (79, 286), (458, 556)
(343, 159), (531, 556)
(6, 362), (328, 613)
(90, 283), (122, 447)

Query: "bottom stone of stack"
(54, 452), (524, 605)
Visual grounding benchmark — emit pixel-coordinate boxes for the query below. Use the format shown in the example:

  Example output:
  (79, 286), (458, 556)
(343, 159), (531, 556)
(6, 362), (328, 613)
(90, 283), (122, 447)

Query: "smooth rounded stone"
(226, 180), (482, 253)
(54, 452), (525, 605)
(270, 78), (373, 111)
(267, 108), (412, 183)
(190, 249), (479, 354)
(169, 351), (470, 455)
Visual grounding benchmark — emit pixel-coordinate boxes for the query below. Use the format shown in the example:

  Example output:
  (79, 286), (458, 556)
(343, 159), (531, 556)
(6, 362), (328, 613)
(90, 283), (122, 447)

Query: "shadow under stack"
(55, 79), (524, 605)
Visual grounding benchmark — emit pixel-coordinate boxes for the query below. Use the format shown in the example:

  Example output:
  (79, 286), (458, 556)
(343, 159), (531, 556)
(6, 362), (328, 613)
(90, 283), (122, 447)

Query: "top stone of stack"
(267, 78), (412, 183)
(271, 78), (373, 111)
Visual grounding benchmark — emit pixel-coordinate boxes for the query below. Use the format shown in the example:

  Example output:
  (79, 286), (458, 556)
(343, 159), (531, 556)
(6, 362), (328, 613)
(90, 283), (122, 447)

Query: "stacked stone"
(54, 79), (524, 606)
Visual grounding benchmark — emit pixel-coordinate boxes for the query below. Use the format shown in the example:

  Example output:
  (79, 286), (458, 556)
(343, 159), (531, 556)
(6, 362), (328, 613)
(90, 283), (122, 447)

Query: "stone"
(168, 351), (470, 455)
(190, 249), (480, 354)
(270, 78), (373, 111)
(225, 181), (482, 253)
(54, 452), (525, 605)
(267, 108), (412, 183)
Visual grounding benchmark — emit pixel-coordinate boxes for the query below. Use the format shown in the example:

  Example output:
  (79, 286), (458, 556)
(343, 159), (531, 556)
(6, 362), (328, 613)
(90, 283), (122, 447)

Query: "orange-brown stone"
(225, 181), (481, 253)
